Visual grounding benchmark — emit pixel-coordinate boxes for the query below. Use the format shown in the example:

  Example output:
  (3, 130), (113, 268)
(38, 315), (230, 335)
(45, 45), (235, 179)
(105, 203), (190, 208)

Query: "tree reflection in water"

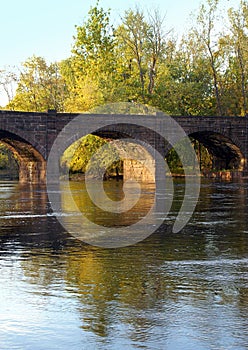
(0, 179), (248, 349)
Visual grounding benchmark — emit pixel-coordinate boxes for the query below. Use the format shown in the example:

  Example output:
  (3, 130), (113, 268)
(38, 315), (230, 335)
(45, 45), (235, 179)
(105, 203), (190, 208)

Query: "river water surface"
(0, 179), (248, 350)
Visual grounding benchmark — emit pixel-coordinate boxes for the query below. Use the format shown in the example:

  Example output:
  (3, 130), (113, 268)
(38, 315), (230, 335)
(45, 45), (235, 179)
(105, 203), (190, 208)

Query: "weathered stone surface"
(0, 110), (248, 182)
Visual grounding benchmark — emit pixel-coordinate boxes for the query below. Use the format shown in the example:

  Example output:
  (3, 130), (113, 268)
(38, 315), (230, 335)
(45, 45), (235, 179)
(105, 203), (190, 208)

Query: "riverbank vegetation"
(0, 0), (247, 176)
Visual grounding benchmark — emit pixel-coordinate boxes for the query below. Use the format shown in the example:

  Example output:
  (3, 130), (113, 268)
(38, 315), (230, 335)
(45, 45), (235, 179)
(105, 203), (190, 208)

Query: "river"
(0, 179), (248, 350)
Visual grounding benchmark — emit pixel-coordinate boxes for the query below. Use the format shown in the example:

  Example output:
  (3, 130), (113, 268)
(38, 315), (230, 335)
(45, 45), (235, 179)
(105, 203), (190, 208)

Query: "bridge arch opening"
(58, 130), (159, 231)
(189, 131), (245, 175)
(0, 142), (19, 180)
(60, 131), (156, 183)
(93, 127), (158, 183)
(0, 130), (46, 183)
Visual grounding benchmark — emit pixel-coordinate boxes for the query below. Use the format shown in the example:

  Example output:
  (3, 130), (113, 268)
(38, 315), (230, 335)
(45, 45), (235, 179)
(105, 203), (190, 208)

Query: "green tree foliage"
(61, 135), (122, 178)
(0, 143), (19, 179)
(194, 0), (224, 115)
(115, 7), (167, 104)
(152, 36), (214, 115)
(167, 138), (212, 174)
(7, 56), (67, 112)
(3, 0), (248, 175)
(0, 151), (8, 169)
(62, 1), (118, 112)
(223, 1), (248, 115)
(5, 0), (248, 117)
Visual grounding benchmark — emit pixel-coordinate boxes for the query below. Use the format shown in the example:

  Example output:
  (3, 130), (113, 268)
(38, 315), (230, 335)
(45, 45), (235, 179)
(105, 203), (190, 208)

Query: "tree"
(61, 135), (122, 178)
(7, 56), (67, 112)
(147, 9), (167, 95)
(117, 8), (149, 101)
(151, 33), (214, 116)
(0, 67), (17, 106)
(5, 0), (247, 119)
(63, 1), (117, 112)
(227, 1), (248, 115)
(195, 0), (224, 115)
(115, 7), (167, 103)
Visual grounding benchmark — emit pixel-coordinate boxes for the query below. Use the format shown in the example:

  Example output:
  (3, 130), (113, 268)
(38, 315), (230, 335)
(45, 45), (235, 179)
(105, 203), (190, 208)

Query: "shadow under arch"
(92, 128), (160, 183)
(60, 122), (167, 184)
(190, 131), (245, 171)
(0, 130), (46, 183)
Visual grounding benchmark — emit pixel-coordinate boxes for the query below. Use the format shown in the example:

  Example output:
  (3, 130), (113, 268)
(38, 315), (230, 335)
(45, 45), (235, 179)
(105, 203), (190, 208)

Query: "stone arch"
(93, 123), (167, 183)
(59, 123), (164, 183)
(189, 130), (245, 171)
(0, 130), (46, 183)
(1, 124), (47, 159)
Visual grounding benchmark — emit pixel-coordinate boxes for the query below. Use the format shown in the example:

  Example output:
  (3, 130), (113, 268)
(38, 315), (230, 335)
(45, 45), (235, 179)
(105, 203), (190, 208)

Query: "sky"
(0, 0), (239, 105)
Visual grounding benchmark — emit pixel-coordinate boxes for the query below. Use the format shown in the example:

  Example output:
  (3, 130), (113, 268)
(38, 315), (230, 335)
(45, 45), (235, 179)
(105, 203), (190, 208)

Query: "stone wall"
(0, 110), (248, 182)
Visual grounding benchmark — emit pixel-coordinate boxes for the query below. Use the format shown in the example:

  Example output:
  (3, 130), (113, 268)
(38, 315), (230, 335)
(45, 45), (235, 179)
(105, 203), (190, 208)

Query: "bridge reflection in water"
(0, 179), (248, 349)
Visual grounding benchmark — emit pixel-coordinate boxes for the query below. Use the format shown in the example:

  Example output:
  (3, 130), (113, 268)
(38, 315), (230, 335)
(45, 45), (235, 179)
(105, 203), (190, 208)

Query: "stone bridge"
(0, 109), (247, 182)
